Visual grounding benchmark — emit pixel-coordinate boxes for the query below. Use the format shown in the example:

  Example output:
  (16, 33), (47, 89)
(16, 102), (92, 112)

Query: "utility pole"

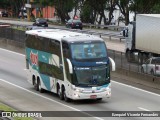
(27, 0), (31, 21)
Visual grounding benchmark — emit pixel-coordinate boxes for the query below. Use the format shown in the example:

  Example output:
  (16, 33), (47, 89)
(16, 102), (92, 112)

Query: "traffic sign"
(25, 4), (31, 8)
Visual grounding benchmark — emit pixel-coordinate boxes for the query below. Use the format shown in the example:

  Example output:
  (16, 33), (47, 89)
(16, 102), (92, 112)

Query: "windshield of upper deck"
(70, 42), (107, 60)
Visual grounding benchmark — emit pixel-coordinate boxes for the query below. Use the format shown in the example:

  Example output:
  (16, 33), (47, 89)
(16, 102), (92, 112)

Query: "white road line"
(0, 78), (103, 120)
(112, 81), (160, 97)
(0, 47), (160, 97)
(138, 107), (150, 111)
(0, 48), (25, 56)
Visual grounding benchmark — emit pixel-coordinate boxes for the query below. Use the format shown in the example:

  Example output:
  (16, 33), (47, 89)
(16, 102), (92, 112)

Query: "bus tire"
(38, 79), (44, 93)
(64, 89), (70, 102)
(34, 80), (39, 91)
(57, 86), (64, 100)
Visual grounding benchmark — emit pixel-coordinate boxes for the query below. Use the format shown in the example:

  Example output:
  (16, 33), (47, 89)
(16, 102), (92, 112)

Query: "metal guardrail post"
(121, 52), (122, 68)
(113, 50), (115, 61)
(120, 38), (122, 42)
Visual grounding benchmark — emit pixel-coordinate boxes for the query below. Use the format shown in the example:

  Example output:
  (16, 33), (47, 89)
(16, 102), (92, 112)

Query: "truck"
(125, 14), (160, 64)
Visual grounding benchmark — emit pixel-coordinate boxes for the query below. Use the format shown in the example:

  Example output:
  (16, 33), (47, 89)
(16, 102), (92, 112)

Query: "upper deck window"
(70, 42), (107, 60)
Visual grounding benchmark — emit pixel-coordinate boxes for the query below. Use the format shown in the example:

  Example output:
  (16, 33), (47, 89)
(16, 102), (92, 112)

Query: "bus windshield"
(73, 65), (109, 86)
(70, 42), (107, 60)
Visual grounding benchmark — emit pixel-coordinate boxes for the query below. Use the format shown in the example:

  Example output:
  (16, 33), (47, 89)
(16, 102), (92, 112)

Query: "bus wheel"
(34, 80), (39, 91)
(38, 80), (44, 93)
(58, 87), (64, 100)
(64, 89), (70, 102)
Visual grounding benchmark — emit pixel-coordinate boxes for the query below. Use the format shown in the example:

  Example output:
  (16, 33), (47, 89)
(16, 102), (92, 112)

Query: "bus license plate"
(90, 95), (97, 99)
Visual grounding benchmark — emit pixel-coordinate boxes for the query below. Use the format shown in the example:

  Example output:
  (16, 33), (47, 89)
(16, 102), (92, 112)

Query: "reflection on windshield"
(71, 42), (107, 59)
(73, 65), (109, 86)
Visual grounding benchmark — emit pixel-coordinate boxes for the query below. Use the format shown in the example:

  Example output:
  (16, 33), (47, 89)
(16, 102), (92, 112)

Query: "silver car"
(141, 57), (160, 76)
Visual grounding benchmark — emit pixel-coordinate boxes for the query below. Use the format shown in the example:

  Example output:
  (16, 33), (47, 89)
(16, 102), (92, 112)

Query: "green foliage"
(1, 0), (160, 24)
(0, 103), (33, 120)
(0, 0), (10, 9)
(80, 1), (93, 23)
(151, 3), (160, 13)
(129, 0), (160, 14)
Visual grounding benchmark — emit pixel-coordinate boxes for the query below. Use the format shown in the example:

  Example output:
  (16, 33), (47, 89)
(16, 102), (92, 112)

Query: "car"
(66, 19), (83, 30)
(141, 57), (160, 76)
(33, 18), (48, 27)
(1, 11), (8, 17)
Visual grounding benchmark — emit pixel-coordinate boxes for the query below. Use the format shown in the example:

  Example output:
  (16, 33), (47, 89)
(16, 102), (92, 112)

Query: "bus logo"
(30, 51), (38, 65)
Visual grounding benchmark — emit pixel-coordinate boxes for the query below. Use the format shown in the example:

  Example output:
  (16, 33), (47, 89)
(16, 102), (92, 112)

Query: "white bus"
(25, 29), (115, 102)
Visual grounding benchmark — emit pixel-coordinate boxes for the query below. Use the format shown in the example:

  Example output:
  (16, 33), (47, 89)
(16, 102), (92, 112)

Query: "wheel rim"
(64, 91), (67, 100)
(58, 88), (64, 100)
(39, 81), (41, 90)
(64, 90), (70, 102)
(58, 88), (61, 96)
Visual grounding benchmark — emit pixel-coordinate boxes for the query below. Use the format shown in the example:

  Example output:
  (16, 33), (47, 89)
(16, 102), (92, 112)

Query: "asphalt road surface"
(0, 19), (122, 41)
(0, 48), (160, 120)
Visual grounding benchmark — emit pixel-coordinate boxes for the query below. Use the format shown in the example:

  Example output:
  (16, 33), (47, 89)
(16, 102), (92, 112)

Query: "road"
(0, 19), (126, 54)
(0, 19), (124, 46)
(0, 48), (160, 120)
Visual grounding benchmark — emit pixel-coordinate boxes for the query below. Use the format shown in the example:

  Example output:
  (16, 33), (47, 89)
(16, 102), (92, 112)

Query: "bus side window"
(62, 41), (70, 59)
(62, 41), (71, 81)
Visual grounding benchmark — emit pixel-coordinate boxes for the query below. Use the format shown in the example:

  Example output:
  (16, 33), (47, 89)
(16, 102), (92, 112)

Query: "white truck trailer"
(125, 14), (160, 63)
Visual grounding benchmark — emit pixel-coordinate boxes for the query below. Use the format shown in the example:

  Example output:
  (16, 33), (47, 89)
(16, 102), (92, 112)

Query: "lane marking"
(112, 81), (160, 97)
(0, 48), (160, 97)
(138, 107), (150, 111)
(0, 48), (25, 56)
(0, 78), (103, 120)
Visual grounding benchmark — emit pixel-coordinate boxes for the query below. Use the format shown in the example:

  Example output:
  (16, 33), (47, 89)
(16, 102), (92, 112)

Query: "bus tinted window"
(48, 40), (61, 57)
(26, 35), (49, 51)
(71, 42), (107, 60)
(62, 41), (71, 82)
(39, 62), (64, 80)
(62, 41), (70, 59)
(26, 35), (62, 56)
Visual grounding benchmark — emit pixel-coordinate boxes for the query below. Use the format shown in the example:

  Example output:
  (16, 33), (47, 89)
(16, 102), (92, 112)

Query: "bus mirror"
(66, 59), (73, 74)
(109, 57), (116, 71)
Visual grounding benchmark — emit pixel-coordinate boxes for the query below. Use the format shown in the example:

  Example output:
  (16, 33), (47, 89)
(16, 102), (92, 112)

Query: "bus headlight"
(71, 85), (83, 93)
(75, 88), (83, 92)
(71, 85), (76, 90)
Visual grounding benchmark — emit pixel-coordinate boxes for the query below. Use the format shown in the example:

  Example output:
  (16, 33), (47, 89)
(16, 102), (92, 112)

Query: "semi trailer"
(125, 14), (160, 64)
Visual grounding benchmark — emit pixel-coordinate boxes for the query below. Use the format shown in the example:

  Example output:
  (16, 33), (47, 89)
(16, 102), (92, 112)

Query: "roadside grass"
(12, 27), (26, 31)
(0, 103), (33, 120)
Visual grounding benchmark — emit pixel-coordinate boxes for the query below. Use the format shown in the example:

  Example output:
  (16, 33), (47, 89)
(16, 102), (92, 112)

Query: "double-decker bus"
(25, 29), (115, 101)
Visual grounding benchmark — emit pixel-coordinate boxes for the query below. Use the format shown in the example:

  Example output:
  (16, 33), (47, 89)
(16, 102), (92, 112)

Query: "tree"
(116, 0), (130, 25)
(80, 0), (116, 25)
(37, 0), (74, 23)
(129, 0), (160, 14)
(0, 0), (26, 17)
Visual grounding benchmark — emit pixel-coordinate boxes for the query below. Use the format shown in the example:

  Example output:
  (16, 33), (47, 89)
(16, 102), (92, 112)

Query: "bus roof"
(25, 29), (103, 43)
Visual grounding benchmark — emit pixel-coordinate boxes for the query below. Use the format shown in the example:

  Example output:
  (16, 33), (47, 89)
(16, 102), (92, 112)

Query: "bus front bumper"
(70, 88), (111, 100)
